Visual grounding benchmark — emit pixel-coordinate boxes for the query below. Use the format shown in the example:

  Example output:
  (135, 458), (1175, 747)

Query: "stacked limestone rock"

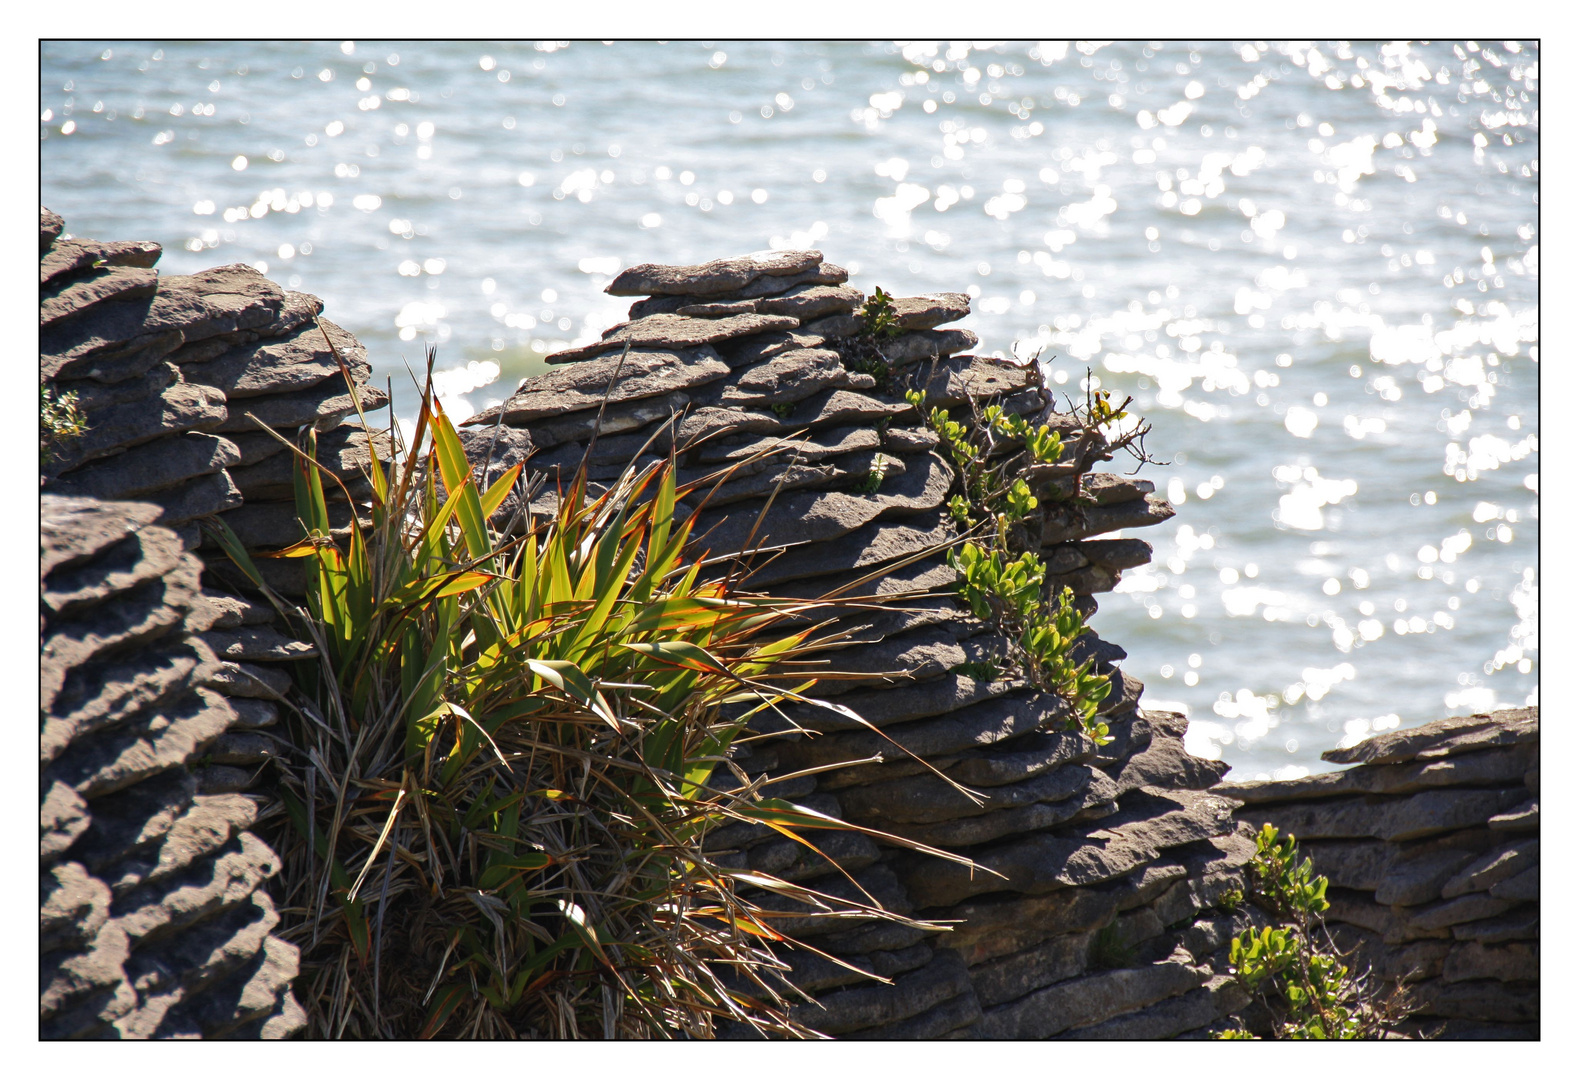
(1216, 708), (1539, 1039)
(41, 495), (306, 1038)
(463, 251), (1258, 1040)
(39, 206), (383, 764)
(40, 207), (389, 559)
(39, 209), (388, 1038)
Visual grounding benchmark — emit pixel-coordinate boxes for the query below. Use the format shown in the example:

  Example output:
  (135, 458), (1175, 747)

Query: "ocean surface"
(41, 39), (1538, 779)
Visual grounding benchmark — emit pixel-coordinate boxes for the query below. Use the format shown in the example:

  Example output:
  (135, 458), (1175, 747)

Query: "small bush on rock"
(1218, 824), (1410, 1039)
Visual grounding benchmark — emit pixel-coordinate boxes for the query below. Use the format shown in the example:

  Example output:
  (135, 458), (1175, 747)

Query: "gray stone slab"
(1041, 495), (1177, 545)
(1488, 866), (1537, 902)
(179, 317), (366, 400)
(854, 990), (982, 1039)
(768, 677), (1020, 758)
(889, 293), (971, 331)
(635, 270), (853, 319)
(691, 425), (882, 466)
(201, 661), (292, 701)
(112, 830), (280, 950)
(40, 783), (92, 863)
(139, 470), (244, 527)
(46, 686), (238, 800)
(1250, 787), (1527, 843)
(1075, 537), (1155, 569)
(227, 424), (393, 501)
(607, 249), (826, 297)
(42, 525), (188, 621)
(41, 239), (163, 286)
(740, 506), (957, 591)
(546, 313), (802, 365)
(215, 496), (363, 550)
(770, 943), (932, 997)
(1408, 977), (1538, 1023)
(1442, 941), (1537, 984)
(976, 953), (1205, 1039)
(946, 887), (1120, 968)
(897, 775), (1117, 849)
(42, 266), (302, 385)
(751, 283), (863, 320)
(1322, 707), (1538, 766)
(41, 563), (201, 712)
(690, 452), (949, 558)
(507, 390), (690, 450)
(198, 627), (316, 663)
(798, 312), (864, 339)
(43, 644), (203, 770)
(841, 759), (1096, 827)
(1375, 842), (1487, 906)
(149, 265), (301, 342)
(967, 930), (1095, 1007)
(1111, 733), (1231, 795)
(50, 383), (229, 472)
(789, 951), (971, 1036)
(1324, 889), (1451, 945)
(1219, 744), (1537, 804)
(898, 788), (1238, 908)
(40, 862), (113, 953)
(692, 450), (904, 510)
(942, 730), (1098, 789)
(1056, 985), (1219, 1040)
(49, 434), (241, 502)
(881, 425), (939, 455)
(667, 283), (859, 321)
(705, 348), (851, 408)
(1488, 798), (1538, 831)
(878, 328), (980, 365)
(213, 381), (389, 435)
(52, 363), (179, 427)
(464, 346), (728, 426)
(1033, 470), (1156, 506)
(916, 354), (1041, 408)
(41, 266), (160, 326)
(1046, 563), (1117, 597)
(1088, 709), (1154, 769)
(1442, 839), (1539, 899)
(1451, 908), (1538, 944)
(40, 495), (163, 578)
(1327, 924), (1449, 985)
(223, 430), (297, 468)
(716, 330), (830, 367)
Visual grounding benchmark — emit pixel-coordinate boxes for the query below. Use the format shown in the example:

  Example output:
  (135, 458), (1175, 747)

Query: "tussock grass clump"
(213, 347), (970, 1039)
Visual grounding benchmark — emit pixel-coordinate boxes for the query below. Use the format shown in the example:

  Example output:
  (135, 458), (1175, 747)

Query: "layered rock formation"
(1216, 708), (1539, 1039)
(40, 207), (390, 585)
(40, 495), (305, 1038)
(41, 223), (1539, 1040)
(463, 250), (1259, 1040)
(39, 207), (381, 1038)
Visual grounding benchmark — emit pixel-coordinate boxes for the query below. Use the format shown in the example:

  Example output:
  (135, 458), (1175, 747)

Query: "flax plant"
(210, 347), (974, 1039)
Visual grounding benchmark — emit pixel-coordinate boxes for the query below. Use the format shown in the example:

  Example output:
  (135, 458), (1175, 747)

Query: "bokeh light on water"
(42, 40), (1537, 779)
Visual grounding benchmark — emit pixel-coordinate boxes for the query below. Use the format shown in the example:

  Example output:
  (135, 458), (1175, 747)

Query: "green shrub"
(851, 456), (889, 494)
(903, 386), (1111, 741)
(40, 383), (87, 468)
(859, 285), (903, 340)
(1217, 824), (1409, 1039)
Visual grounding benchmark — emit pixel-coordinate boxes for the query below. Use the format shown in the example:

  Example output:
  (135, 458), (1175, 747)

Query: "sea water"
(41, 39), (1538, 779)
